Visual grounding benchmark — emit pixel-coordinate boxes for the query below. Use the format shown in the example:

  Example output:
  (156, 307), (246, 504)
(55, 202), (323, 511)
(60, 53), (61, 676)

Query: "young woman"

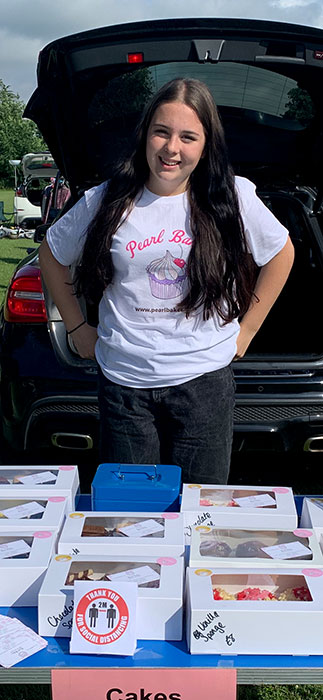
(39, 78), (294, 484)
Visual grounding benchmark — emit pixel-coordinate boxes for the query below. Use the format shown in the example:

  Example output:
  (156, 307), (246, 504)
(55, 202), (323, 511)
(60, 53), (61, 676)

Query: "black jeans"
(98, 365), (235, 484)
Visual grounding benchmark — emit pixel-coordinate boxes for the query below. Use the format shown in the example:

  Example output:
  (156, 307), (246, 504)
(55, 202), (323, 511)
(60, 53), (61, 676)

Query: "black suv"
(1, 18), (323, 474)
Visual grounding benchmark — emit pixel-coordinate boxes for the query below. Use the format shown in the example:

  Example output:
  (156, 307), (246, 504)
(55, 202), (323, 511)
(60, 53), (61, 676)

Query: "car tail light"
(4, 265), (48, 323)
(127, 52), (144, 63)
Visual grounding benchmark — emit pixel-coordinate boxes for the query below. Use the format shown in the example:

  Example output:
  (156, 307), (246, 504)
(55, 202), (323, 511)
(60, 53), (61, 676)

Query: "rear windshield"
(87, 61), (315, 180)
(26, 159), (57, 170)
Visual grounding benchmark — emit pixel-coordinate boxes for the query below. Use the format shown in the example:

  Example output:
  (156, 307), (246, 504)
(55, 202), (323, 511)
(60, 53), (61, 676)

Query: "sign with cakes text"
(51, 668), (236, 700)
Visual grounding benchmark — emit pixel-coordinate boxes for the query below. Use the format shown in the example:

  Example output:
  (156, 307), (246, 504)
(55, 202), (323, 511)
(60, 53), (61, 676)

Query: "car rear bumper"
(3, 393), (323, 455)
(2, 395), (99, 453)
(233, 397), (323, 453)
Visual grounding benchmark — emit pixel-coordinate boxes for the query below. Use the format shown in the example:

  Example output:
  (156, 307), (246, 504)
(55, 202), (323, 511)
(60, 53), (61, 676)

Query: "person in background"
(41, 177), (55, 222)
(39, 78), (294, 484)
(42, 176), (70, 224)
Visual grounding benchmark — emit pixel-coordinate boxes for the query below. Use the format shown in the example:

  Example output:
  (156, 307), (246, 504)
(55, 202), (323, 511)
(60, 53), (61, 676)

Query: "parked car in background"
(13, 152), (58, 229)
(1, 18), (323, 484)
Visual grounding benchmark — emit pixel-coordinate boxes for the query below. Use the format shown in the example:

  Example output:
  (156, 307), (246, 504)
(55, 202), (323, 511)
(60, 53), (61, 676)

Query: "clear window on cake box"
(0, 469), (57, 486)
(198, 528), (313, 561)
(210, 572), (312, 601)
(64, 560), (162, 588)
(189, 525), (323, 568)
(0, 498), (48, 521)
(82, 516), (165, 539)
(0, 534), (34, 559)
(199, 488), (277, 508)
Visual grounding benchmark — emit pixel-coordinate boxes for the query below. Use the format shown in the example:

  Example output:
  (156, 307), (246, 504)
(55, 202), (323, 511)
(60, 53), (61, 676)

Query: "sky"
(1, 0), (323, 104)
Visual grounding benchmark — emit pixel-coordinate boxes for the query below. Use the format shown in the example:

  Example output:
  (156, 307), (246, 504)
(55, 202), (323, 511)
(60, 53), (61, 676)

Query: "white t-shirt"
(46, 176), (288, 388)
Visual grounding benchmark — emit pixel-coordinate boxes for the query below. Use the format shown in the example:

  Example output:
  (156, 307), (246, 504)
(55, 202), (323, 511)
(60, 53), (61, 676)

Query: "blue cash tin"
(91, 463), (181, 512)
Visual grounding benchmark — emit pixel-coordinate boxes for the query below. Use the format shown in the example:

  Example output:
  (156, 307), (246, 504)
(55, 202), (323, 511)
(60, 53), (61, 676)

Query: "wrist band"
(66, 320), (86, 335)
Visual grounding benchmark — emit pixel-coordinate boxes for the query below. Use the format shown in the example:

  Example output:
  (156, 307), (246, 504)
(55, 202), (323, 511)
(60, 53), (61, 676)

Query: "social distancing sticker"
(70, 581), (137, 656)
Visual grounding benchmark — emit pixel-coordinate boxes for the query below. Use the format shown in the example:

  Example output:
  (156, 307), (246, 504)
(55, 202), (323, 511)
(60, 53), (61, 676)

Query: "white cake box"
(186, 566), (323, 655)
(300, 497), (323, 528)
(38, 553), (184, 640)
(181, 484), (297, 536)
(0, 495), (67, 531)
(58, 511), (185, 557)
(0, 528), (57, 606)
(0, 466), (79, 511)
(189, 525), (323, 569)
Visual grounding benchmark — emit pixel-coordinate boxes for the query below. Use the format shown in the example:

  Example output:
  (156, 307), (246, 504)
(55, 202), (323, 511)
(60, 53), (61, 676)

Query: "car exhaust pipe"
(304, 436), (323, 453)
(51, 433), (93, 450)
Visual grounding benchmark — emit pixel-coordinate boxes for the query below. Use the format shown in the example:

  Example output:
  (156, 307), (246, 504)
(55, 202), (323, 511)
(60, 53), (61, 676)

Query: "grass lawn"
(0, 683), (323, 700)
(0, 188), (39, 305)
(0, 237), (39, 306)
(239, 688), (323, 699)
(0, 187), (14, 223)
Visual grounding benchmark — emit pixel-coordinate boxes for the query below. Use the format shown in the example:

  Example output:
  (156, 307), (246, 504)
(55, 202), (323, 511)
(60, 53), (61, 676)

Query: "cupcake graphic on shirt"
(146, 250), (188, 300)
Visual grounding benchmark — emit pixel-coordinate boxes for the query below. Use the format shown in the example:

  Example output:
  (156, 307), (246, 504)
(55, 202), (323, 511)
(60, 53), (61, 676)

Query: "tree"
(283, 87), (315, 128)
(0, 79), (46, 187)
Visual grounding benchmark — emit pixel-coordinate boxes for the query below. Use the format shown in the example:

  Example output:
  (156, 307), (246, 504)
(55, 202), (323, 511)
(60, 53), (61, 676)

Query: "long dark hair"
(74, 77), (256, 320)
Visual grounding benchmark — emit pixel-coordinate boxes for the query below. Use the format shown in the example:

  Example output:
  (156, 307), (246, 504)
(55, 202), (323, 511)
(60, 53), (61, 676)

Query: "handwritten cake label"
(184, 512), (216, 539)
(108, 566), (160, 585)
(0, 501), (45, 519)
(261, 541), (312, 559)
(47, 599), (74, 631)
(17, 471), (56, 485)
(192, 610), (236, 648)
(0, 539), (31, 559)
(233, 494), (276, 508)
(118, 519), (164, 538)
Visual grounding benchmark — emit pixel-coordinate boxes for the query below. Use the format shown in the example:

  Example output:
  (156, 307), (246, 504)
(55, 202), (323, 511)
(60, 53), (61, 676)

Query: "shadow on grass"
(0, 257), (25, 265)
(0, 686), (51, 699)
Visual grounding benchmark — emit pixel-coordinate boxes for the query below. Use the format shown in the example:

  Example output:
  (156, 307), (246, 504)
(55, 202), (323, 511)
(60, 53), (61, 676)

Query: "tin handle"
(117, 464), (125, 480)
(148, 465), (157, 480)
(116, 464), (158, 480)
